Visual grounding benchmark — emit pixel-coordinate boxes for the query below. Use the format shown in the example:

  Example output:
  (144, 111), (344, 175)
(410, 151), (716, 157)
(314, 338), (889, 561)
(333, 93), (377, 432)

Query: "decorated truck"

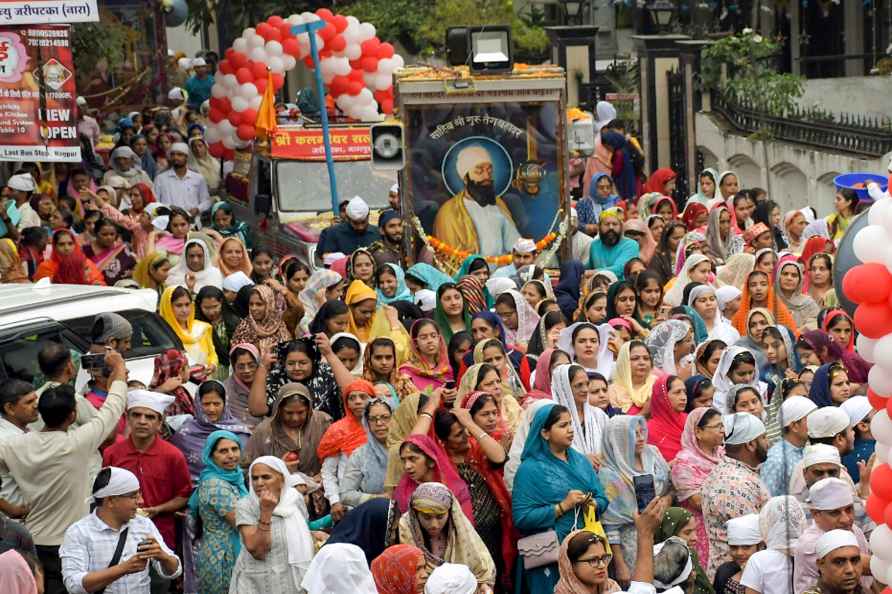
(394, 64), (569, 275)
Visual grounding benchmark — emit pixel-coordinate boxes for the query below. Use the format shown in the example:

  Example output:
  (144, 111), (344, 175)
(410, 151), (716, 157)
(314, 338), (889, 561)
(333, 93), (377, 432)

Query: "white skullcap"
(780, 396), (817, 428)
(486, 277), (517, 298)
(6, 173), (35, 192)
(652, 538), (693, 590)
(323, 252), (346, 266)
(723, 412), (766, 445)
(424, 563), (477, 594)
(76, 96), (87, 106)
(808, 477), (854, 510)
(803, 443), (842, 468)
(593, 269), (619, 284)
(89, 467), (140, 503)
(456, 145), (492, 179)
(169, 142), (190, 156)
(571, 207), (578, 217)
(192, 57), (207, 67)
(716, 286), (742, 311)
(111, 146), (138, 162)
(808, 407), (851, 439)
(727, 514), (762, 545)
(389, 183), (399, 194)
(105, 175), (128, 190)
(840, 395), (872, 427)
(168, 87), (186, 101)
(815, 529), (860, 559)
(414, 289), (436, 311)
(345, 196), (370, 221)
(152, 215), (170, 232)
(127, 390), (175, 416)
(222, 271), (254, 293)
(513, 237), (537, 254)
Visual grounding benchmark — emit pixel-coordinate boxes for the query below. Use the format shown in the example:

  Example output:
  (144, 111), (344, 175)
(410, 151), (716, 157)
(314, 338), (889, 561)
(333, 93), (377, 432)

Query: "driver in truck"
(318, 196), (381, 259)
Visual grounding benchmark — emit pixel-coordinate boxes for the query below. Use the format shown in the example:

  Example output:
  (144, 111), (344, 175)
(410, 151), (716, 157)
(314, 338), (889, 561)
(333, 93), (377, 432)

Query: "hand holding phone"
(633, 473), (656, 513)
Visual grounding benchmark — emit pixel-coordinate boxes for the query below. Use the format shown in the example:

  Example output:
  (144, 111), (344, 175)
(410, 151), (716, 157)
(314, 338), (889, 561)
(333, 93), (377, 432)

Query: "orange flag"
(255, 68), (277, 140)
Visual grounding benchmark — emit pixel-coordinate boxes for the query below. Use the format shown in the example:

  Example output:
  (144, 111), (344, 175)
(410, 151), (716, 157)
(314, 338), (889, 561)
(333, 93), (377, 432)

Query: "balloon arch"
(204, 9), (404, 160)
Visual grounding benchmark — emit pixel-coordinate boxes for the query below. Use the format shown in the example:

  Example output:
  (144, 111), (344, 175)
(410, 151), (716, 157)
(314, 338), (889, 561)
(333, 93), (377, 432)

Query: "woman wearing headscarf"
(705, 205), (744, 265)
(406, 262), (453, 294)
(601, 130), (639, 200)
(103, 145), (154, 189)
(0, 549), (37, 594)
(210, 201), (253, 248)
(687, 284), (740, 346)
(377, 262), (412, 305)
(225, 343), (263, 429)
(345, 279), (410, 361)
(469, 340), (527, 414)
(371, 544), (427, 594)
(551, 363), (608, 462)
(301, 543), (377, 594)
(557, 321), (615, 380)
(393, 434), (473, 519)
(716, 253), (755, 288)
(670, 407), (725, 568)
(338, 397), (393, 509)
(159, 285), (219, 367)
(246, 383), (333, 476)
(297, 269), (343, 334)
(455, 274), (491, 314)
(739, 496), (805, 594)
(647, 374), (689, 462)
(664, 252), (712, 308)
(189, 429), (248, 594)
(188, 136), (222, 194)
(624, 219), (658, 265)
(513, 402), (609, 592)
(798, 329), (871, 385)
(526, 348), (572, 402)
(687, 168), (719, 206)
(398, 482), (496, 590)
(400, 319), (454, 391)
(654, 507), (715, 594)
(577, 172), (622, 234)
(196, 286), (240, 371)
(646, 320), (694, 376)
(731, 270), (798, 336)
(644, 167), (677, 196)
(554, 529), (622, 594)
(215, 236), (253, 279)
(34, 228), (105, 285)
(231, 284), (292, 356)
(229, 456), (315, 593)
(165, 237), (224, 291)
(647, 221), (687, 285)
(0, 239), (27, 282)
(599, 415), (670, 579)
(609, 340), (658, 414)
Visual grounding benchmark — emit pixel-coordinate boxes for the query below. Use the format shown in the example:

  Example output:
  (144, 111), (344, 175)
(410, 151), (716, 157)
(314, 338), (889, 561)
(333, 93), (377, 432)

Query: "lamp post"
(647, 0), (678, 33)
(546, 26), (598, 110)
(561, 0), (585, 26)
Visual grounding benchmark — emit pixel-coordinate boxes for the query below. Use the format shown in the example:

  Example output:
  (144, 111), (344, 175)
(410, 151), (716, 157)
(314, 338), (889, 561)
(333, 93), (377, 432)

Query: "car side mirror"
(254, 193), (271, 216)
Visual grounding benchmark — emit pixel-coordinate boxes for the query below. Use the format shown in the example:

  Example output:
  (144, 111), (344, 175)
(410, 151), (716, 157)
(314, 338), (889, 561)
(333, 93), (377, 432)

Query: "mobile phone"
(444, 381), (456, 390)
(81, 352), (107, 372)
(137, 538), (153, 552)
(633, 474), (656, 512)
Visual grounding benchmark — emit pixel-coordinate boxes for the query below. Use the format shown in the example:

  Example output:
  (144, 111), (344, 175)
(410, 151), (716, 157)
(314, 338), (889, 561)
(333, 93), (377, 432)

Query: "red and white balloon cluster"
(846, 194), (892, 593)
(204, 9), (404, 160)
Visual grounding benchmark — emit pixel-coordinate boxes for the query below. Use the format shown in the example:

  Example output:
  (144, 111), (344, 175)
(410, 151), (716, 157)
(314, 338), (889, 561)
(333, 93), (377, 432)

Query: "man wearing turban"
(433, 144), (520, 257)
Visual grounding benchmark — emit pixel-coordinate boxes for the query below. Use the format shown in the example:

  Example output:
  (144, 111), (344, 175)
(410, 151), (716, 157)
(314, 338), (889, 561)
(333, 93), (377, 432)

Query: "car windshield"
(276, 160), (396, 213)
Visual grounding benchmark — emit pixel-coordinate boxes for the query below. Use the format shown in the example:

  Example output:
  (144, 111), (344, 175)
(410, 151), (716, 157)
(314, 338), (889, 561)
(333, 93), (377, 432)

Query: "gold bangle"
(419, 411), (433, 420)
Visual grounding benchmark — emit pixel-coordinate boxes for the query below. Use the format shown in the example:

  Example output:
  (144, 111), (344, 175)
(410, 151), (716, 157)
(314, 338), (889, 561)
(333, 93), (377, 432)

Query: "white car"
(0, 282), (186, 390)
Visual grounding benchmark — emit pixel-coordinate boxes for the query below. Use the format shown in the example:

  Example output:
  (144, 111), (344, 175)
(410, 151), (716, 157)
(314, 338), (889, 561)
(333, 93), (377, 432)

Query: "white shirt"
(0, 417), (25, 506)
(153, 168), (211, 213)
(463, 198), (520, 257)
(60, 511), (181, 594)
(739, 549), (792, 594)
(15, 202), (41, 231)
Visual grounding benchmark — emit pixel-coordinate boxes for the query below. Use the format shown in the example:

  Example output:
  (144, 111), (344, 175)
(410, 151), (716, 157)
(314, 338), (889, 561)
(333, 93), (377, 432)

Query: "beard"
(755, 442), (769, 464)
(601, 230), (621, 247)
(466, 177), (496, 207)
(385, 231), (403, 244)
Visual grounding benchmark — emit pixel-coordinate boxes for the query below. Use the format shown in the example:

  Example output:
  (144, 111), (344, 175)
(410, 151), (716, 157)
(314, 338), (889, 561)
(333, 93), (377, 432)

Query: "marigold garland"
(426, 233), (559, 266)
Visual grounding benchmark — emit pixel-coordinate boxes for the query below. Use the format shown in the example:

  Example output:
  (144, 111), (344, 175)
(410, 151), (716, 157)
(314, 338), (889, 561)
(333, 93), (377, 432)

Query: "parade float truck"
(393, 64), (569, 275)
(224, 122), (396, 267)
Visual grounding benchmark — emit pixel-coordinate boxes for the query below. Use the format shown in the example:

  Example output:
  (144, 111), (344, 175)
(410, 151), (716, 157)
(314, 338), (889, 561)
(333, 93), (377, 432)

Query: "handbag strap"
(96, 527), (129, 594)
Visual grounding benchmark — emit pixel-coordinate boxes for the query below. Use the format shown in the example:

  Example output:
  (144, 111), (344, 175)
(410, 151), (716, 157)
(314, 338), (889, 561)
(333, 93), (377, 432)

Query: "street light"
(647, 0), (677, 33)
(561, 0), (584, 25)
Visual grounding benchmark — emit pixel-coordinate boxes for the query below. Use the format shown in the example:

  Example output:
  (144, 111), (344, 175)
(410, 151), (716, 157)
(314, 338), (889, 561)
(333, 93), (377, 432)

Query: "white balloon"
(249, 47), (268, 63)
(247, 33), (265, 49)
(268, 56), (285, 74)
(231, 96), (249, 112)
(872, 410), (892, 444)
(877, 443), (891, 464)
(346, 16), (359, 27)
(210, 83), (227, 99)
(332, 57), (351, 76)
(858, 334), (879, 363)
(343, 23), (361, 45)
(345, 42), (362, 61)
(358, 22), (376, 41)
(854, 224), (890, 264)
(392, 54), (405, 69)
(301, 12), (320, 22)
(222, 74), (238, 90)
(357, 88), (374, 104)
(282, 55), (297, 71)
(286, 14), (304, 25)
(205, 126), (220, 144)
(266, 40), (284, 57)
(869, 365), (892, 396)
(363, 72), (376, 88)
(218, 119), (235, 136)
(232, 37), (248, 54)
(238, 82), (258, 100)
(870, 198), (892, 226)
(377, 58), (395, 76)
(242, 27), (256, 38)
(873, 335), (892, 369)
(872, 526), (892, 561)
(373, 73), (392, 90)
(250, 95), (263, 110)
(222, 133), (237, 149)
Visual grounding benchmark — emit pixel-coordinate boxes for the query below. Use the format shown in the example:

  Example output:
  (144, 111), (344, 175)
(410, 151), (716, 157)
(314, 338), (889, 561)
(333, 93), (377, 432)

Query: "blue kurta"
(588, 236), (639, 279)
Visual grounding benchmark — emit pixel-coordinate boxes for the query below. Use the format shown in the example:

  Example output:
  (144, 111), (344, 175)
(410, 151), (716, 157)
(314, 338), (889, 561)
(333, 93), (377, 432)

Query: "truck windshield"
(276, 160), (396, 212)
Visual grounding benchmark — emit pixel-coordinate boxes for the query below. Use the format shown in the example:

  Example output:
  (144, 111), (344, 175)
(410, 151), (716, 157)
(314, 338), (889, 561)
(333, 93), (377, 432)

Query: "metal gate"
(666, 68), (689, 206)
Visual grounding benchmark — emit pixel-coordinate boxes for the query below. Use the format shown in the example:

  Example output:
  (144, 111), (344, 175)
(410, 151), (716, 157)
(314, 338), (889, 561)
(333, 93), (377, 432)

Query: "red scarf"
(647, 374), (687, 462)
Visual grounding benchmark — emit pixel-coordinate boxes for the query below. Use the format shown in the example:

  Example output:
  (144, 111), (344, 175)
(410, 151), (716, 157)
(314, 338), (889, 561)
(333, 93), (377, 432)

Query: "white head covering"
(76, 96), (87, 107)
(111, 146), (139, 163)
(803, 443), (842, 468)
(505, 398), (553, 493)
(329, 332), (364, 375)
(169, 142), (190, 156)
(723, 412), (765, 445)
(152, 215), (170, 232)
(815, 529), (860, 559)
(808, 477), (854, 510)
(557, 322), (615, 379)
(105, 175), (129, 189)
(595, 100), (617, 132)
(414, 289), (436, 312)
(6, 173), (35, 192)
(456, 145), (492, 179)
(727, 514), (763, 545)
(715, 285), (742, 313)
(424, 563), (477, 594)
(665, 253), (711, 307)
(222, 271), (254, 292)
(168, 87), (186, 102)
(166, 238), (224, 292)
(486, 277), (516, 298)
(301, 543), (377, 594)
(593, 269), (619, 285)
(191, 57), (207, 67)
(645, 320), (690, 375)
(389, 183), (399, 194)
(513, 237), (537, 254)
(551, 364), (607, 456)
(248, 456), (314, 571)
(799, 207), (816, 224)
(780, 396), (817, 428)
(89, 467), (140, 503)
(127, 390), (175, 415)
(808, 407), (851, 439)
(840, 395), (872, 427)
(323, 252), (346, 266)
(653, 538), (693, 590)
(760, 495), (805, 554)
(711, 346), (757, 413)
(345, 196), (369, 221)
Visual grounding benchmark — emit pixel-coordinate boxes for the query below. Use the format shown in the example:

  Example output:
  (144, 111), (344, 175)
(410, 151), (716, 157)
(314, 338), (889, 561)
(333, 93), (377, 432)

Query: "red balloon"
(223, 148), (236, 161)
(360, 38), (381, 56)
(319, 48), (333, 59)
(329, 75), (349, 96)
(349, 59), (362, 70)
(328, 35), (346, 53)
(241, 108), (258, 125)
(854, 302), (892, 339)
(208, 108), (224, 123)
(278, 22), (294, 39)
(381, 99), (394, 114)
(272, 74), (285, 90)
(361, 57), (379, 72)
(332, 15), (348, 32)
(228, 110), (241, 126)
(867, 492), (888, 523)
(283, 37), (301, 57)
(376, 42), (395, 60)
(885, 500), (892, 529)
(237, 124), (256, 141)
(251, 61), (268, 80)
(267, 15), (284, 27)
(347, 81), (363, 95)
(870, 388), (889, 411)
(316, 8), (334, 20)
(373, 89), (388, 103)
(257, 23), (272, 40)
(303, 56), (316, 69)
(266, 28), (282, 43)
(872, 463), (892, 500)
(218, 59), (234, 75)
(348, 68), (364, 82)
(236, 67), (253, 85)
(225, 48), (235, 61)
(209, 96), (225, 112)
(209, 142), (225, 158)
(319, 23), (336, 42)
(254, 77), (267, 94)
(844, 263), (892, 305)
(231, 51), (248, 69)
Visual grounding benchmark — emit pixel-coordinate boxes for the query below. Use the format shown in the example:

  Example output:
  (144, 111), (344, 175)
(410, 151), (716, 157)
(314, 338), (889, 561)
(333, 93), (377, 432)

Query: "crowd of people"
(0, 95), (880, 594)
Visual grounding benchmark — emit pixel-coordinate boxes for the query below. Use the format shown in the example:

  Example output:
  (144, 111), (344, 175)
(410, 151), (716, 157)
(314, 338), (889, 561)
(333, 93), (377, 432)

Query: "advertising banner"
(0, 24), (80, 162)
(271, 127), (371, 161)
(0, 1), (99, 26)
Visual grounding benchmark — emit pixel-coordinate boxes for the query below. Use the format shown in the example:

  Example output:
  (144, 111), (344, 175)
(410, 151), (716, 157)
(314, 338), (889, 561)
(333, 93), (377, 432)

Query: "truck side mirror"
(254, 193), (272, 216)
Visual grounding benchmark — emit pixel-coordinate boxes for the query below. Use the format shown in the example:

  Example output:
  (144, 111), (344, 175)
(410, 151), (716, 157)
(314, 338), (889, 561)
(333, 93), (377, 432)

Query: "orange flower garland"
(427, 232), (559, 266)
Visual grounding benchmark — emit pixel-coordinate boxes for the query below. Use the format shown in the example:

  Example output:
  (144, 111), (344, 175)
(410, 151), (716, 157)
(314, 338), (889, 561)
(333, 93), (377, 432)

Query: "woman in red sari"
(646, 374), (688, 462)
(34, 229), (105, 285)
